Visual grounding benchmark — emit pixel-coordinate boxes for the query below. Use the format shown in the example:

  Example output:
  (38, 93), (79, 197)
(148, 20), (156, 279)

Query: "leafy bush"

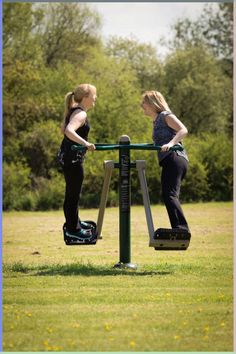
(200, 134), (233, 200)
(3, 162), (32, 210)
(20, 120), (62, 178)
(34, 173), (65, 210)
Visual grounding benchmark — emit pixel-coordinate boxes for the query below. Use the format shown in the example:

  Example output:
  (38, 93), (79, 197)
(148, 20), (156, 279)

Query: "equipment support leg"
(136, 160), (155, 247)
(96, 160), (115, 238)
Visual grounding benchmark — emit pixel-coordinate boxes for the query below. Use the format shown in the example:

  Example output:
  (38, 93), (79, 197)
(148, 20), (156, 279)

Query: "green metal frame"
(70, 136), (186, 268)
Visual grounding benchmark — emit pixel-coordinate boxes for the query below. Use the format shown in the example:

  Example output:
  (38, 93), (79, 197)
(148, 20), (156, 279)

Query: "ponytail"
(61, 92), (74, 133)
(64, 92), (74, 120)
(61, 84), (95, 133)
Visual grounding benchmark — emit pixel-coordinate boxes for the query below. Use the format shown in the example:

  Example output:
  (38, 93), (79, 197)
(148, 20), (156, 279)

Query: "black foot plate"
(153, 228), (191, 251)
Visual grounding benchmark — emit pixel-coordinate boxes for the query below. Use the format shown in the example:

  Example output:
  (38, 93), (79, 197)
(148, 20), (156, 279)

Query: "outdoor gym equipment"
(65, 135), (191, 268)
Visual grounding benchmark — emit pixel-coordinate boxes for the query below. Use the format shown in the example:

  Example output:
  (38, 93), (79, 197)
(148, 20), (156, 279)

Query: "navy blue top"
(152, 110), (189, 164)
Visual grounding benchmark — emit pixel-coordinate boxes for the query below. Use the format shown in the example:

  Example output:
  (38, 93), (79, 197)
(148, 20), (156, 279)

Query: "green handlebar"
(71, 143), (183, 152)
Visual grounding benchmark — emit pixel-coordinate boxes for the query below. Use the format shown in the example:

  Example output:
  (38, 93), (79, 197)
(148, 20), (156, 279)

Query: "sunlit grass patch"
(2, 202), (233, 351)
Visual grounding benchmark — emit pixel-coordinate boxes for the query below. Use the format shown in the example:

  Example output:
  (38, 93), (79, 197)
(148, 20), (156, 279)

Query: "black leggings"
(160, 153), (189, 230)
(63, 163), (84, 232)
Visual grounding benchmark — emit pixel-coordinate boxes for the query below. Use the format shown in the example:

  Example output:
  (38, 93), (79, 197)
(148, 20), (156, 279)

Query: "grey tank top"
(152, 111), (189, 164)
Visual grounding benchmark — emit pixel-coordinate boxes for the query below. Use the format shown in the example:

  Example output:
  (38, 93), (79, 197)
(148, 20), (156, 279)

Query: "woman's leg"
(161, 153), (189, 230)
(63, 163), (84, 232)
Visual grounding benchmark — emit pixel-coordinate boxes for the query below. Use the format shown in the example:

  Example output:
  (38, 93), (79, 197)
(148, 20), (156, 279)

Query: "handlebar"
(71, 143), (184, 152)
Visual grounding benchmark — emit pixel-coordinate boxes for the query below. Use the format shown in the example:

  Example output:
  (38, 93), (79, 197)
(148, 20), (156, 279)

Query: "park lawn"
(2, 202), (233, 351)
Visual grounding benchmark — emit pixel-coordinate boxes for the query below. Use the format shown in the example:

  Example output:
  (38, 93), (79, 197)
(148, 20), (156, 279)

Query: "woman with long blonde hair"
(58, 84), (97, 241)
(141, 90), (190, 231)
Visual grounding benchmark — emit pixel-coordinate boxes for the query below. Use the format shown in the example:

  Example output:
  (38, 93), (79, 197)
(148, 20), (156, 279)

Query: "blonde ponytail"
(61, 84), (95, 133)
(64, 92), (74, 120)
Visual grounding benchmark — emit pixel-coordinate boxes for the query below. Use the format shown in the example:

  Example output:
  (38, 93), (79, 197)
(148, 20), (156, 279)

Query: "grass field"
(2, 202), (233, 351)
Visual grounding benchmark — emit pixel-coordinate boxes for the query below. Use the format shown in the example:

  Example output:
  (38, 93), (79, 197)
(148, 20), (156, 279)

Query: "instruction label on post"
(120, 154), (130, 212)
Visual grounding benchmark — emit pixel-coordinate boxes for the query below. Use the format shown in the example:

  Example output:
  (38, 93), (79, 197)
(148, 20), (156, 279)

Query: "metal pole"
(115, 135), (137, 269)
(136, 160), (155, 247)
(96, 160), (115, 239)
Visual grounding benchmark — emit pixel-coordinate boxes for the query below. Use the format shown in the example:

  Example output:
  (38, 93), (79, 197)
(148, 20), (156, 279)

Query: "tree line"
(3, 3), (233, 210)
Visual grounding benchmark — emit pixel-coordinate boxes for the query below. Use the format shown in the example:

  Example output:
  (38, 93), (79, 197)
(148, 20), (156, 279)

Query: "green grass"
(2, 202), (233, 351)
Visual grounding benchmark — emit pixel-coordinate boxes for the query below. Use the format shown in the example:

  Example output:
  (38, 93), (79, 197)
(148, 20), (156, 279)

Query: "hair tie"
(71, 91), (74, 96)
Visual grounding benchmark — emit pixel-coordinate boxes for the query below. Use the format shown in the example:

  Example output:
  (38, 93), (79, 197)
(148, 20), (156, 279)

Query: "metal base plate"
(113, 262), (138, 270)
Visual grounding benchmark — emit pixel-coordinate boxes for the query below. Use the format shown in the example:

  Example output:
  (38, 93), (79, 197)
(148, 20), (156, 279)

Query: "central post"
(115, 135), (137, 269)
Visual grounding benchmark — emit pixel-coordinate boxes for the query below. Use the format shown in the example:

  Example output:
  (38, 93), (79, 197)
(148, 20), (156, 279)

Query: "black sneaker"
(78, 220), (96, 230)
(65, 228), (93, 239)
(63, 226), (97, 245)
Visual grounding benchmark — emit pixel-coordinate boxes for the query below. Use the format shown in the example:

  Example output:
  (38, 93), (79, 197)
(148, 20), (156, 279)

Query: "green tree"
(38, 2), (102, 67)
(163, 45), (232, 135)
(106, 36), (164, 92)
(75, 48), (150, 144)
(170, 3), (233, 71)
(3, 3), (46, 147)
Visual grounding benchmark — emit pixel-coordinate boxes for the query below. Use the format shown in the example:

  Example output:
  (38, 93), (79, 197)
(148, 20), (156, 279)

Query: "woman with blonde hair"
(58, 84), (97, 240)
(141, 90), (190, 231)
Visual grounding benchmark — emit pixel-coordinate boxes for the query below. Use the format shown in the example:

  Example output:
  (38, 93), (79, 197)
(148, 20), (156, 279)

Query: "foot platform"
(151, 228), (191, 251)
(63, 221), (98, 245)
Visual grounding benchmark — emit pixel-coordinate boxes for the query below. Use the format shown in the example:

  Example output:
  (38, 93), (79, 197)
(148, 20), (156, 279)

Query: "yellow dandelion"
(27, 313), (32, 317)
(204, 326), (209, 332)
(47, 327), (53, 333)
(72, 323), (80, 328)
(174, 335), (181, 340)
(166, 293), (171, 297)
(104, 323), (112, 331)
(43, 340), (49, 346)
(130, 341), (136, 348)
(53, 346), (62, 351)
(220, 322), (225, 327)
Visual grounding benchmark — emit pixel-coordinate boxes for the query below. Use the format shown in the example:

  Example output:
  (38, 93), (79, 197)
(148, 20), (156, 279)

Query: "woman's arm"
(161, 114), (188, 151)
(64, 110), (95, 150)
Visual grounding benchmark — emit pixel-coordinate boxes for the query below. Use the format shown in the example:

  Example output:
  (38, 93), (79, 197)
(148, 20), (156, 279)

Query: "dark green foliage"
(20, 120), (62, 177)
(106, 36), (164, 91)
(199, 134), (233, 201)
(33, 174), (65, 210)
(3, 162), (32, 210)
(163, 46), (232, 134)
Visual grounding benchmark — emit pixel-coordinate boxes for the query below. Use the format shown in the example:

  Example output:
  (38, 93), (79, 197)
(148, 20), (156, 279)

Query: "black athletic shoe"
(80, 221), (96, 230)
(65, 228), (93, 239)
(63, 224), (97, 245)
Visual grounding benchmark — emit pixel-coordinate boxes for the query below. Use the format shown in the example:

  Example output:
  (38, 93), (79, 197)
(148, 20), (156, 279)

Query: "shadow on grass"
(3, 262), (174, 277)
